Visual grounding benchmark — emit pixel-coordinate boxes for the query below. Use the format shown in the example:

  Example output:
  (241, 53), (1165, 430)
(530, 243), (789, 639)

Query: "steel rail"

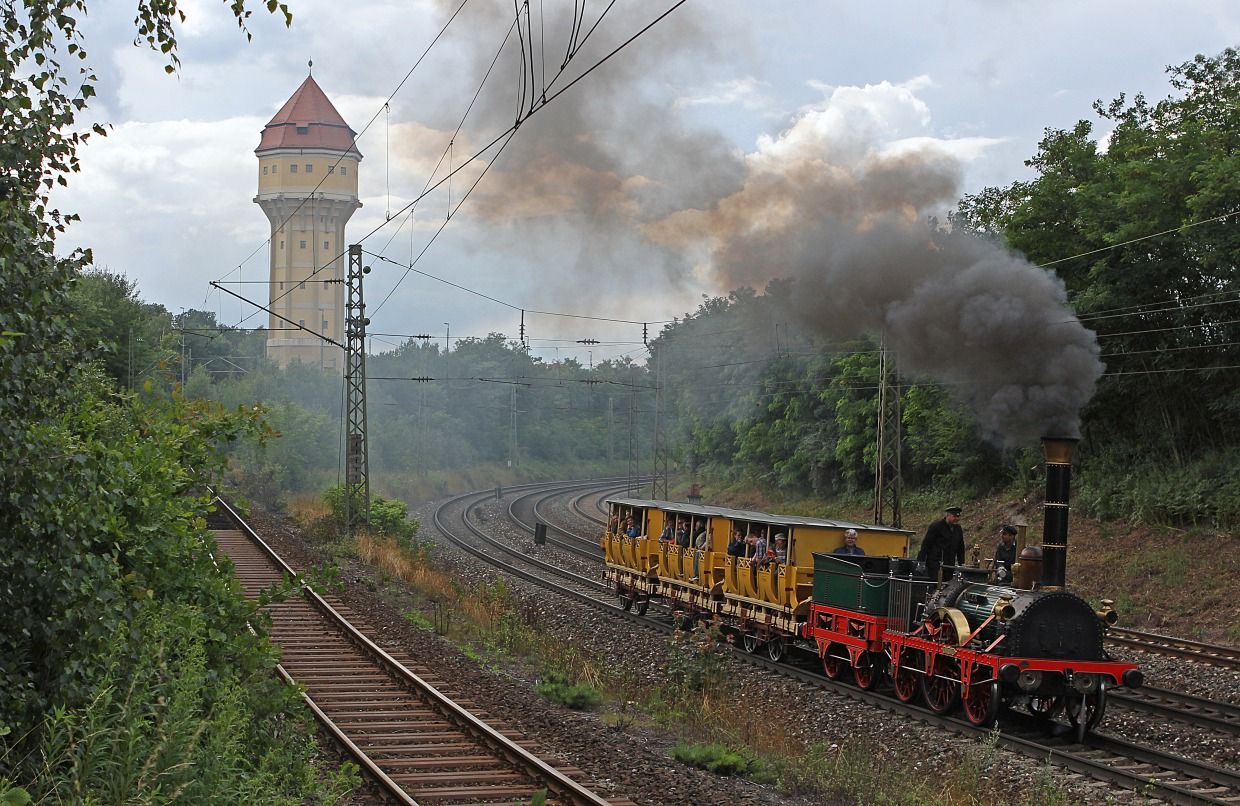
(212, 494), (615, 806)
(1109, 627), (1240, 671)
(1111, 684), (1240, 736)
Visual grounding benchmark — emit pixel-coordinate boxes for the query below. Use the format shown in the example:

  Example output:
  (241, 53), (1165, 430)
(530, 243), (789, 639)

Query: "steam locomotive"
(602, 437), (1141, 738)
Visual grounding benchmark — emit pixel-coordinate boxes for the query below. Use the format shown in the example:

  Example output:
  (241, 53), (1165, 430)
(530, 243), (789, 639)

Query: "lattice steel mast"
(344, 244), (370, 534)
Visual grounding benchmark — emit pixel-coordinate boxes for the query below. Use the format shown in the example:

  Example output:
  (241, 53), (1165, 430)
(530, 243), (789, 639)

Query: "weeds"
(535, 672), (602, 710)
(671, 741), (770, 781)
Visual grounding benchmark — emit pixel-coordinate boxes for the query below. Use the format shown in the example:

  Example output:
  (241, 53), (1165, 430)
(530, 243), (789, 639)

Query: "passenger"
(993, 524), (1018, 583)
(833, 528), (865, 556)
(917, 505), (965, 582)
(744, 532), (759, 558)
(624, 517), (640, 538)
(658, 521), (674, 543)
(608, 514), (619, 534)
(694, 525), (709, 550)
(752, 532), (767, 560)
(727, 530), (745, 556)
(773, 533), (787, 564)
(675, 518), (691, 548)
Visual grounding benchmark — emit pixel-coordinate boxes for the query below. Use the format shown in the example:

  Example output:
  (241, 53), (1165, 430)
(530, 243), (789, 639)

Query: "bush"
(535, 672), (602, 710)
(322, 485), (419, 543)
(671, 741), (767, 779)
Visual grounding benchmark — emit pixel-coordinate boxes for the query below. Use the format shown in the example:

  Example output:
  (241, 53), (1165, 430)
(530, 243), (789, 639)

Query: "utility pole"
(344, 244), (371, 535)
(607, 396), (614, 464)
(626, 384), (637, 496)
(872, 334), (903, 527)
(650, 345), (669, 500)
(508, 381), (518, 468)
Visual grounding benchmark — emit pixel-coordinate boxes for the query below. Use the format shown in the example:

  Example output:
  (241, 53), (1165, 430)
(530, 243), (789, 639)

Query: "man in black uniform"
(917, 506), (965, 582)
(992, 524), (1018, 583)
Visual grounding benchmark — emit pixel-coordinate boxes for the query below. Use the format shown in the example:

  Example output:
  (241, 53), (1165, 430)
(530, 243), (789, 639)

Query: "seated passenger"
(659, 522), (674, 542)
(675, 519), (691, 548)
(773, 533), (787, 564)
(753, 533), (768, 560)
(833, 528), (865, 555)
(624, 517), (640, 538)
(727, 530), (745, 556)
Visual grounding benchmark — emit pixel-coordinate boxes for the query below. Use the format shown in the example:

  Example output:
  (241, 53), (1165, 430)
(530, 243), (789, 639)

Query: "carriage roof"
(605, 497), (911, 535)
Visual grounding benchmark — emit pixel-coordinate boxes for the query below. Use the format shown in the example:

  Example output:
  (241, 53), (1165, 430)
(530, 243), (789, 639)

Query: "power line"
(1040, 208), (1240, 268)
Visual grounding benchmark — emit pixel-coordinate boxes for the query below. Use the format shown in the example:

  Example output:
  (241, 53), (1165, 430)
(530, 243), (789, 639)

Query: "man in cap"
(993, 525), (1018, 583)
(833, 529), (865, 556)
(917, 506), (965, 582)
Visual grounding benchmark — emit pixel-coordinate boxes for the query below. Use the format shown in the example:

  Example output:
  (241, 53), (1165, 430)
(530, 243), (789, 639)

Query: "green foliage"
(671, 741), (767, 780)
(1077, 448), (1240, 527)
(535, 671), (602, 710)
(322, 485), (420, 543)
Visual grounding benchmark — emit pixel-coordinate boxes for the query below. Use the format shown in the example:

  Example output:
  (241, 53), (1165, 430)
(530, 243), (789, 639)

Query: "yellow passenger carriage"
(601, 497), (912, 655)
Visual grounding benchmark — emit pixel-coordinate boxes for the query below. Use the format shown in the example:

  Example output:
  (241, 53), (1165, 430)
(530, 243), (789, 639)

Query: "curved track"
(1109, 627), (1240, 671)
(210, 495), (620, 806)
(445, 480), (1240, 805)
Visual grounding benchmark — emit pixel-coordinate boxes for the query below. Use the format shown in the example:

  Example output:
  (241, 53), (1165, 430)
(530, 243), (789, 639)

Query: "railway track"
(1109, 627), (1240, 671)
(1111, 685), (1240, 737)
(209, 495), (624, 806)
(444, 480), (1240, 805)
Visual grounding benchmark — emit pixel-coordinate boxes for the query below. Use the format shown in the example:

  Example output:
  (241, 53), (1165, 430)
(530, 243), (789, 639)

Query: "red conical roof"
(256, 75), (362, 156)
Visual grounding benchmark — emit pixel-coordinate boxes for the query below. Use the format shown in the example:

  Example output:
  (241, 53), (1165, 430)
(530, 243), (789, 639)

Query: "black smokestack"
(1040, 436), (1077, 588)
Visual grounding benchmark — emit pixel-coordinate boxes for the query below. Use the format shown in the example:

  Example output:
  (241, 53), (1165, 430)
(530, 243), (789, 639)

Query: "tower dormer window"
(340, 166), (347, 176)
(289, 163), (298, 173)
(263, 166), (268, 175)
(328, 165), (335, 174)
(305, 163), (313, 173)
(296, 126), (309, 135)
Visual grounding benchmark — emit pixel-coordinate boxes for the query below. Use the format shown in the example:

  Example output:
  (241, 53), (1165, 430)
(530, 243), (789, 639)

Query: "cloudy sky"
(56, 0), (1240, 366)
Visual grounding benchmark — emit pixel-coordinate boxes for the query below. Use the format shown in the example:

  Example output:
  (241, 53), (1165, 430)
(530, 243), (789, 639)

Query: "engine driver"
(917, 505), (965, 582)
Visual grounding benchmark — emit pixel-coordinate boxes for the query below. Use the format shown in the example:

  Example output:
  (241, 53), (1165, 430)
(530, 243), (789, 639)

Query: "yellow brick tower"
(255, 74), (362, 369)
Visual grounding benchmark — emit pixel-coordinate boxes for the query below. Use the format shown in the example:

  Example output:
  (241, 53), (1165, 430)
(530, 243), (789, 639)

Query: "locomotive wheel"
(742, 632), (761, 654)
(1065, 686), (1107, 744)
(822, 646), (848, 680)
(1028, 695), (1062, 723)
(635, 597), (650, 616)
(766, 639), (786, 662)
(922, 660), (960, 714)
(853, 652), (883, 691)
(892, 653), (921, 703)
(962, 681), (1001, 727)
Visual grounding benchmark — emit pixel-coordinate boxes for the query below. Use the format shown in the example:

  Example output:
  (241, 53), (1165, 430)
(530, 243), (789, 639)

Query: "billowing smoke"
(415, 5), (1102, 443)
(645, 123), (1103, 444)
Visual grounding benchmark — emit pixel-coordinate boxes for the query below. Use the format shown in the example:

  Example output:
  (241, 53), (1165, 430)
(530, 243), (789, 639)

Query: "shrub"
(321, 485), (420, 543)
(536, 672), (602, 710)
(671, 741), (766, 779)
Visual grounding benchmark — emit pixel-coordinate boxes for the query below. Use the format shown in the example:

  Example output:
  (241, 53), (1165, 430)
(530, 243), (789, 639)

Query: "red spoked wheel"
(892, 651), (920, 703)
(921, 656), (960, 714)
(822, 645), (848, 680)
(853, 651), (884, 691)
(962, 680), (1001, 726)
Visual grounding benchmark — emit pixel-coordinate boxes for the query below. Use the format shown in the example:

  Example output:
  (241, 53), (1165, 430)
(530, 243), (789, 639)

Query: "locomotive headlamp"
(1017, 670), (1042, 691)
(1095, 598), (1119, 625)
(1070, 673), (1098, 694)
(992, 597), (1016, 622)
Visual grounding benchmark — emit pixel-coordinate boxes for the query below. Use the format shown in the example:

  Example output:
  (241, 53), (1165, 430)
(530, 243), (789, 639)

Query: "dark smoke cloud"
(416, 4), (1102, 443)
(647, 142), (1103, 445)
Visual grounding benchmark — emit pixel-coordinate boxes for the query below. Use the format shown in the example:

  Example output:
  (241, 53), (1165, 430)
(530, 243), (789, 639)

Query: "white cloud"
(673, 76), (776, 114)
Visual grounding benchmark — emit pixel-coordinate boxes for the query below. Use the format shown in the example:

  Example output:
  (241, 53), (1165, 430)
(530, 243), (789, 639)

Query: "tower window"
(298, 319), (305, 328)
(305, 163), (313, 173)
(299, 240), (307, 249)
(296, 126), (309, 135)
(279, 282), (284, 290)
(323, 240), (329, 250)
(322, 319), (329, 331)
(279, 240), (284, 249)
(289, 163), (298, 173)
(323, 280), (330, 288)
(328, 165), (335, 174)
(340, 166), (347, 176)
(271, 164), (277, 173)
(263, 166), (268, 175)
(299, 281), (306, 289)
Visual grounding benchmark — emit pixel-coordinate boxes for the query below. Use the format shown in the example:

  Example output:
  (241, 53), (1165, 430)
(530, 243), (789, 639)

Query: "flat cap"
(1000, 524), (1018, 535)
(944, 506), (963, 515)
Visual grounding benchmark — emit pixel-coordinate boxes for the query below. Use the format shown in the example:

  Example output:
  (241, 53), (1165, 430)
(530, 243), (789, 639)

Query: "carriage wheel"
(635, 597), (650, 616)
(766, 639), (786, 663)
(922, 658), (960, 714)
(1065, 685), (1107, 744)
(822, 645), (848, 680)
(892, 661), (920, 703)
(618, 592), (634, 611)
(853, 651), (883, 691)
(962, 681), (1001, 727)
(742, 632), (760, 654)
